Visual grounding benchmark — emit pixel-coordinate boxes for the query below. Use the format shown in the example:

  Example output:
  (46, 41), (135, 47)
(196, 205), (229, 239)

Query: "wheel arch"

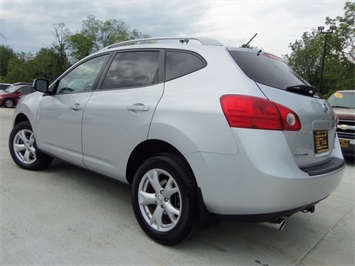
(127, 139), (217, 231)
(13, 113), (30, 127)
(126, 139), (195, 185)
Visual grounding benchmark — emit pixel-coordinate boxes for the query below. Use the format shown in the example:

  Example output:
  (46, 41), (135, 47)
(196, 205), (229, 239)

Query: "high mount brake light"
(263, 53), (285, 63)
(220, 95), (301, 131)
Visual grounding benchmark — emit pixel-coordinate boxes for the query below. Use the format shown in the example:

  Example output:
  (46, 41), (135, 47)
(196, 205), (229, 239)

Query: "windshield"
(328, 91), (355, 109)
(4, 85), (21, 93)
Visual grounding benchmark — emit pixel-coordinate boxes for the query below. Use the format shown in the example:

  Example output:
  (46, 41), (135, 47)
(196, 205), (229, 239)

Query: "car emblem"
(322, 101), (330, 113)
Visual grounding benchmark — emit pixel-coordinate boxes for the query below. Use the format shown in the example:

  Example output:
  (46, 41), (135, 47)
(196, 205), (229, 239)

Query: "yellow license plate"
(314, 130), (329, 154)
(339, 139), (350, 148)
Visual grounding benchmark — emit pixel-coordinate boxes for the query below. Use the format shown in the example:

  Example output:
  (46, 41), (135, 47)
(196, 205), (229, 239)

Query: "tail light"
(220, 95), (301, 131)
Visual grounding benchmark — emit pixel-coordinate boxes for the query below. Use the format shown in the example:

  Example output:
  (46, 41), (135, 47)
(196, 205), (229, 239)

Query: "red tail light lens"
(220, 95), (301, 131)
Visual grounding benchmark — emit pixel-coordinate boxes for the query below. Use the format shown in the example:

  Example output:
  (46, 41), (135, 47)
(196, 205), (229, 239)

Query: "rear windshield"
(228, 49), (307, 90)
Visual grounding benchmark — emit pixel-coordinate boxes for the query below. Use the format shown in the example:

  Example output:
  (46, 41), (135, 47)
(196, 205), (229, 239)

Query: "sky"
(0, 0), (349, 57)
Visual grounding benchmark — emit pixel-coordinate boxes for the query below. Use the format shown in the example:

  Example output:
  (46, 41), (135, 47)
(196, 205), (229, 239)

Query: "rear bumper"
(186, 151), (345, 216)
(300, 157), (346, 176)
(214, 200), (321, 222)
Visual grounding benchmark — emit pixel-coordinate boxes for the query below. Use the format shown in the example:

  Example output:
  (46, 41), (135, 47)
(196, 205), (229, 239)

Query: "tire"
(9, 121), (53, 170)
(4, 98), (15, 108)
(132, 153), (198, 245)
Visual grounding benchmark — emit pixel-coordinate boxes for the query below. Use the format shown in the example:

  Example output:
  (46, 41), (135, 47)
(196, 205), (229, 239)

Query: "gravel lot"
(1, 107), (354, 265)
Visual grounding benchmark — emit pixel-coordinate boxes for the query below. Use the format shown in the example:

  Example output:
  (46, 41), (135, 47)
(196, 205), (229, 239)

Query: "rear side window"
(229, 49), (307, 90)
(19, 86), (33, 94)
(101, 51), (159, 90)
(165, 51), (206, 81)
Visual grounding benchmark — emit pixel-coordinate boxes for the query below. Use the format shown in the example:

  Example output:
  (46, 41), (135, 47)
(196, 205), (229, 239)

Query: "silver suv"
(9, 37), (345, 245)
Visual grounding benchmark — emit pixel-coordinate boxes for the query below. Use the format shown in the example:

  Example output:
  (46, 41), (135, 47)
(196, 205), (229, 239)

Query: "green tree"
(285, 1), (354, 97)
(6, 48), (71, 83)
(31, 47), (69, 81)
(67, 15), (150, 61)
(0, 45), (17, 80)
(66, 33), (94, 62)
(5, 52), (34, 82)
(52, 23), (71, 74)
(3, 16), (149, 81)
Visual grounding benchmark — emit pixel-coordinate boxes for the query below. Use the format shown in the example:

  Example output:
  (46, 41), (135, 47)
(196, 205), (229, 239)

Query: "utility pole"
(318, 25), (336, 93)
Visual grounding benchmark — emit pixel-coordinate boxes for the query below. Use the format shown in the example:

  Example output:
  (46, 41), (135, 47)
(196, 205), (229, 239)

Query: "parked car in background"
(0, 83), (34, 108)
(328, 90), (355, 157)
(0, 83), (12, 91)
(8, 37), (345, 245)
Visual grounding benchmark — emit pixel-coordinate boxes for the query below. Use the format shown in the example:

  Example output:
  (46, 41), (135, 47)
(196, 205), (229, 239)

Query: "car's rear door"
(82, 50), (164, 181)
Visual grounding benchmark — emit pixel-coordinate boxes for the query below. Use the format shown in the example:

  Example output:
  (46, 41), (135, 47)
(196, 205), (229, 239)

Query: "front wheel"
(132, 154), (198, 245)
(9, 121), (53, 170)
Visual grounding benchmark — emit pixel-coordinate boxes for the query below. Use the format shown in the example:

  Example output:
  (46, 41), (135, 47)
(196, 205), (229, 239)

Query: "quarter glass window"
(166, 51), (206, 81)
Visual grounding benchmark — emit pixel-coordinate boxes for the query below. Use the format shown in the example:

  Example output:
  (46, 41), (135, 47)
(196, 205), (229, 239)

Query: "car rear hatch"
(228, 48), (342, 170)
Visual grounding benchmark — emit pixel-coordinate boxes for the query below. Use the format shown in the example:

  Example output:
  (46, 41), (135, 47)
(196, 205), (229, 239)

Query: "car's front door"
(35, 54), (110, 166)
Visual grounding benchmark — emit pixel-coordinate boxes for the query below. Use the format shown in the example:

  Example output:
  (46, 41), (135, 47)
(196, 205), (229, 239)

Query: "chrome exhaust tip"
(262, 218), (286, 231)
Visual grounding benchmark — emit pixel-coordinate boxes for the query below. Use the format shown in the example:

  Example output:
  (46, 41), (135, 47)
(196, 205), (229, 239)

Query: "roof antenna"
(242, 33), (257, 48)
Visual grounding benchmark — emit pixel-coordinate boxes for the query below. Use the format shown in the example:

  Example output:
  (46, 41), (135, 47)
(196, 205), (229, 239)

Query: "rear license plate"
(314, 130), (329, 154)
(339, 139), (350, 148)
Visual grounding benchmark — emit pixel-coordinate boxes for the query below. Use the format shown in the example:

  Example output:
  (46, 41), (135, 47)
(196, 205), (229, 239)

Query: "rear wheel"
(9, 121), (53, 170)
(132, 154), (198, 245)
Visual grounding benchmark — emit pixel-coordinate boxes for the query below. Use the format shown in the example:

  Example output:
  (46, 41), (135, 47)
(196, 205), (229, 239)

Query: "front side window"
(101, 51), (160, 90)
(56, 55), (109, 94)
(165, 51), (206, 81)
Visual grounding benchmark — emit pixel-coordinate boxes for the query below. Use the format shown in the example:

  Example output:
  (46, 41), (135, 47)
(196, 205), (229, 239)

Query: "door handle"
(127, 103), (149, 113)
(70, 103), (82, 111)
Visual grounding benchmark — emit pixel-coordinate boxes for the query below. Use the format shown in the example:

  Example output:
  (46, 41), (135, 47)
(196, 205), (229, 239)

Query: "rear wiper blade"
(286, 85), (319, 97)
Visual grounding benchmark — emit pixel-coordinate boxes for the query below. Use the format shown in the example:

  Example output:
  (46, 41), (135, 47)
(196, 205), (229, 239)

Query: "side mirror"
(33, 78), (49, 93)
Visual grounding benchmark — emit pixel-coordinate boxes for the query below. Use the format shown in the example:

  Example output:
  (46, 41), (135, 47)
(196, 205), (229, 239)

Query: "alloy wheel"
(138, 168), (182, 232)
(13, 129), (37, 164)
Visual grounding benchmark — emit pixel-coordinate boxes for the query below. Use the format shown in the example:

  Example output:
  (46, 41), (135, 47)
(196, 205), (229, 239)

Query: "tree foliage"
(66, 15), (150, 61)
(1, 15), (150, 83)
(0, 45), (16, 80)
(2, 7), (353, 92)
(5, 48), (70, 83)
(285, 1), (354, 97)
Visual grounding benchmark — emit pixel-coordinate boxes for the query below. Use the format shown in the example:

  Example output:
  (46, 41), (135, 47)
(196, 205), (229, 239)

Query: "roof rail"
(104, 37), (223, 49)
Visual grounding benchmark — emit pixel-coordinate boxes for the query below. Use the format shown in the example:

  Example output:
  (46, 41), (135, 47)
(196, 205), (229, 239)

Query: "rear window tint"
(228, 49), (307, 90)
(102, 51), (159, 90)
